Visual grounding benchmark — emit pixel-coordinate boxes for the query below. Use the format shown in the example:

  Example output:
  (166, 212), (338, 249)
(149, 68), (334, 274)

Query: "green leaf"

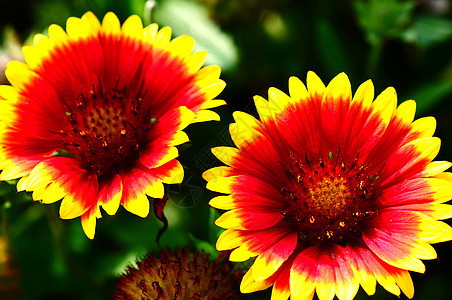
(354, 0), (415, 45)
(188, 233), (218, 258)
(154, 0), (238, 71)
(48, 149), (75, 158)
(315, 19), (353, 77)
(208, 206), (223, 244)
(408, 80), (452, 115)
(403, 16), (452, 47)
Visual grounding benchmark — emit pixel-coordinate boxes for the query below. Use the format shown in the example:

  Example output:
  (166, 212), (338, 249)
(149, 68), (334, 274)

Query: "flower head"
(0, 12), (225, 238)
(113, 248), (242, 300)
(204, 72), (452, 300)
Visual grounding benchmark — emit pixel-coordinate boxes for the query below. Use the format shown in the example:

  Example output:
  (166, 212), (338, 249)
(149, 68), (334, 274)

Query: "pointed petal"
(271, 263), (291, 300)
(352, 79), (374, 108)
(202, 166), (231, 181)
(186, 51), (208, 73)
(411, 117), (436, 138)
(252, 232), (297, 280)
(372, 87), (397, 126)
(59, 171), (99, 219)
(306, 71), (325, 98)
(140, 106), (194, 169)
(211, 146), (239, 166)
(323, 72), (352, 104)
(102, 11), (121, 34)
(206, 176), (235, 194)
(215, 207), (284, 231)
(120, 168), (157, 218)
(122, 15), (144, 39)
(230, 111), (263, 148)
(154, 26), (172, 49)
(192, 109), (220, 123)
(288, 76), (309, 102)
(240, 266), (274, 293)
(81, 205), (100, 239)
(99, 174), (122, 216)
(290, 246), (320, 300)
(363, 213), (428, 273)
(396, 100), (416, 124)
(381, 137), (441, 186)
(209, 195), (236, 210)
(216, 229), (244, 251)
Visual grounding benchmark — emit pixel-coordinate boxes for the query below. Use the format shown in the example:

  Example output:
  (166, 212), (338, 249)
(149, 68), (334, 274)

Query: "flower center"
(84, 106), (127, 137)
(281, 151), (379, 245)
(55, 80), (153, 177)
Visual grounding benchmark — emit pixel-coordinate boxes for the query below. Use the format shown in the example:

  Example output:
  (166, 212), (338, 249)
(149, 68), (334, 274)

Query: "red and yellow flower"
(204, 71), (452, 300)
(0, 12), (225, 239)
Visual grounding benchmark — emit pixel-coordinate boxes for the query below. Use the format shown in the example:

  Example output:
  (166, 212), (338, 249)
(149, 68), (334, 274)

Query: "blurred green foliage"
(355, 0), (415, 45)
(1, 0), (452, 299)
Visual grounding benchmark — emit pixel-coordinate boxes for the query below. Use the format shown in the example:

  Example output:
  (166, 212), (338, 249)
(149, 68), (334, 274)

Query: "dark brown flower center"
(55, 80), (153, 177)
(281, 150), (379, 245)
(113, 248), (243, 300)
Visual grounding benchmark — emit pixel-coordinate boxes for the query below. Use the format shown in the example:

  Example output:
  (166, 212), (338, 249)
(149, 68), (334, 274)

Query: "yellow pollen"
(308, 176), (352, 214)
(85, 106), (127, 137)
(283, 152), (379, 244)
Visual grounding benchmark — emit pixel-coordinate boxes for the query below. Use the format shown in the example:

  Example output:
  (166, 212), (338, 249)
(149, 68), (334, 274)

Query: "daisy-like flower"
(113, 248), (242, 299)
(0, 12), (225, 239)
(203, 72), (452, 300)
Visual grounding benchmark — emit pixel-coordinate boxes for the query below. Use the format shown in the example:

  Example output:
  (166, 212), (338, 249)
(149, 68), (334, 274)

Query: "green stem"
(44, 206), (83, 279)
(143, 0), (157, 26)
(366, 40), (383, 76)
(45, 206), (68, 262)
(44, 207), (99, 298)
(1, 201), (11, 243)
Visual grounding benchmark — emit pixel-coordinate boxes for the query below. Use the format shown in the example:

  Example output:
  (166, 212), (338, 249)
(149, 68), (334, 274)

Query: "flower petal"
(288, 76), (309, 102)
(120, 168), (158, 218)
(140, 106), (195, 169)
(81, 205), (101, 239)
(371, 87), (397, 127)
(215, 208), (284, 231)
(99, 174), (122, 216)
(230, 111), (263, 148)
(290, 246), (320, 300)
(363, 211), (434, 273)
(306, 71), (325, 98)
(211, 146), (239, 166)
(352, 79), (374, 108)
(381, 137), (441, 187)
(251, 232), (297, 281)
(271, 262), (291, 300)
(240, 265), (274, 294)
(59, 171), (99, 219)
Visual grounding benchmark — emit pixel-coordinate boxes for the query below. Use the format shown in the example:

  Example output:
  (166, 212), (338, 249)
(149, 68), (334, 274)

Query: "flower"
(0, 12), (225, 239)
(203, 71), (452, 300)
(113, 248), (242, 299)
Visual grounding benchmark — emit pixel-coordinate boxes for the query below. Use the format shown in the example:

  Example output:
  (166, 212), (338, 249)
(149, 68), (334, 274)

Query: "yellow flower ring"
(0, 12), (225, 239)
(204, 72), (452, 300)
